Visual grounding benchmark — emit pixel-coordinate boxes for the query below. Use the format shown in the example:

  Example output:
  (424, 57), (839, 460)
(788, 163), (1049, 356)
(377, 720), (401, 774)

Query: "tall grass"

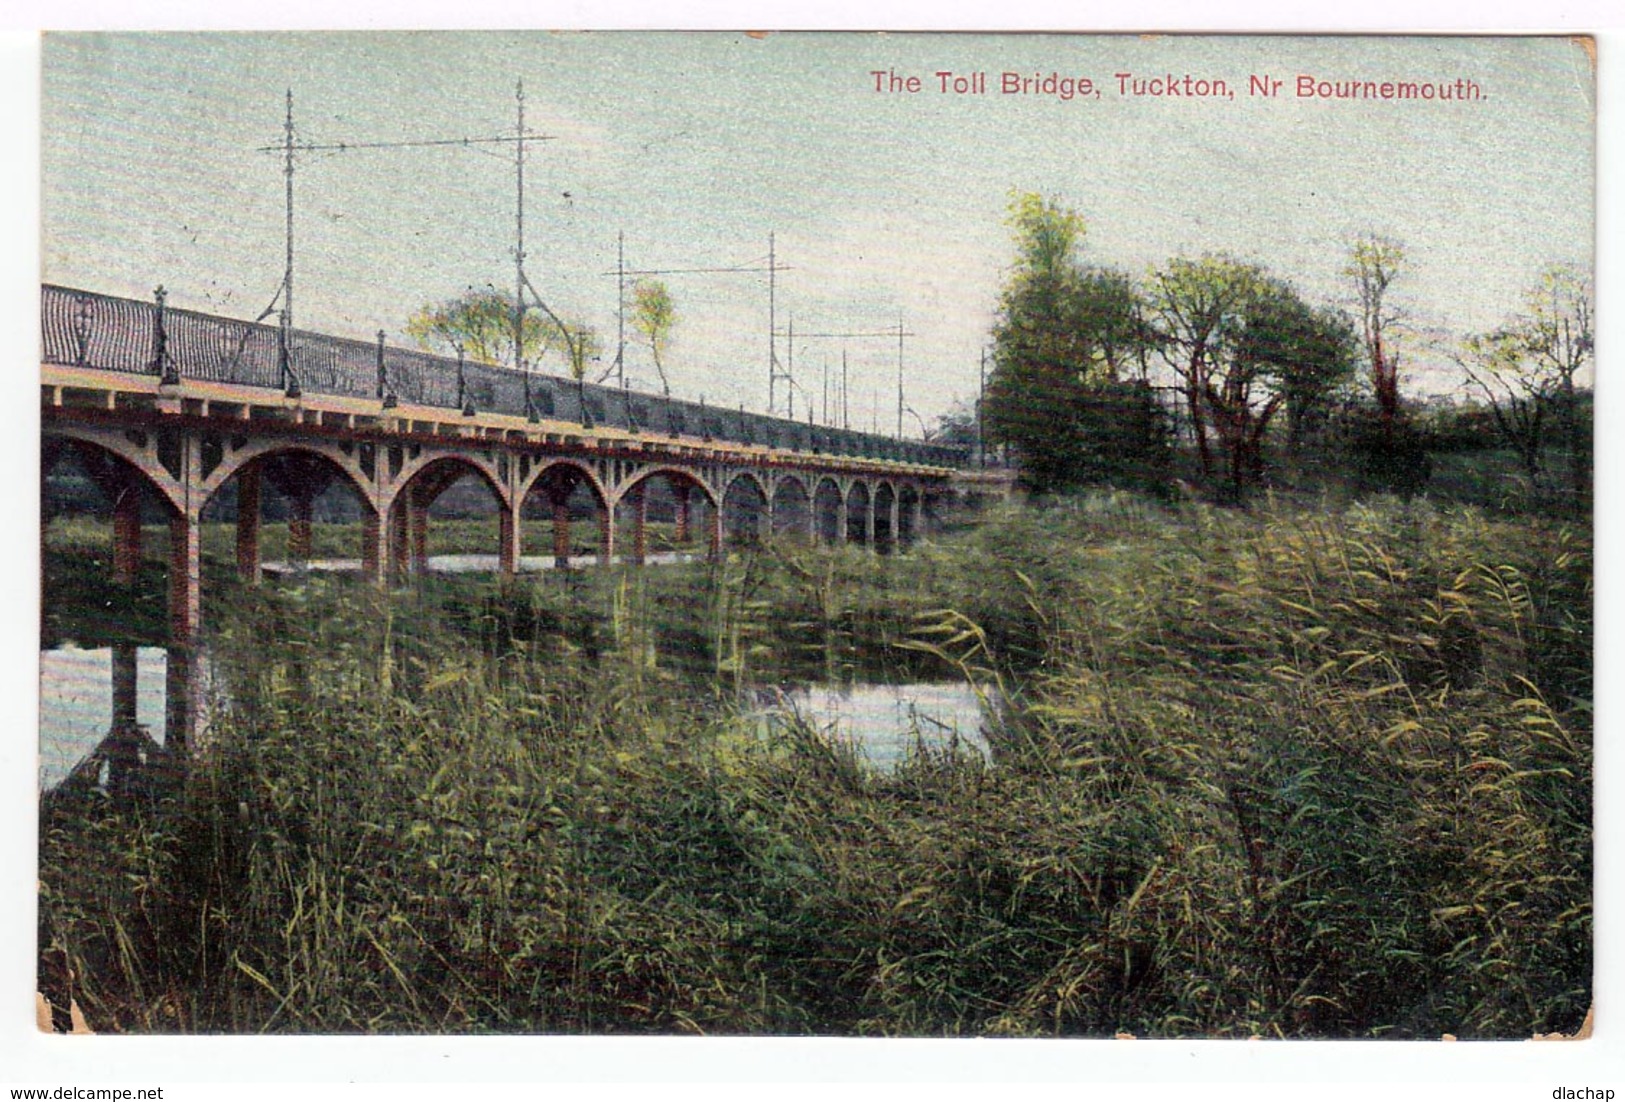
(38, 494), (1590, 1037)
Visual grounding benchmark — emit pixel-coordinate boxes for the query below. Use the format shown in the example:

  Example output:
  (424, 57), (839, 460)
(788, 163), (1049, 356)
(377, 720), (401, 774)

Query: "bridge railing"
(42, 285), (969, 468)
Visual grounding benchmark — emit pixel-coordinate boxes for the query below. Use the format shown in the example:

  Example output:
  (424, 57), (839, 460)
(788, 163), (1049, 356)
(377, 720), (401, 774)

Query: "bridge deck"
(42, 363), (952, 480)
(41, 284), (966, 475)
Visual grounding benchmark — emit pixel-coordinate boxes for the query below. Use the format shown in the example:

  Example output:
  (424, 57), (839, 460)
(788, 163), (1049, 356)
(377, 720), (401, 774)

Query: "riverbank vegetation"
(38, 491), (1591, 1038)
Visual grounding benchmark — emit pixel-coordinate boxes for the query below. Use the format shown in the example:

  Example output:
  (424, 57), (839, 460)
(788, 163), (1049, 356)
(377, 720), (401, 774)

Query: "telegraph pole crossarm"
(602, 238), (791, 416)
(254, 84), (557, 410)
(778, 325), (915, 436)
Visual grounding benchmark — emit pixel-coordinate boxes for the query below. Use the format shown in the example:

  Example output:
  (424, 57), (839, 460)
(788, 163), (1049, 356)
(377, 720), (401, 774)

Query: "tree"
(1341, 235), (1430, 495)
(631, 279), (678, 397)
(984, 192), (1166, 495)
(406, 288), (554, 368)
(1456, 328), (1550, 482)
(1234, 285), (1358, 458)
(1344, 234), (1407, 427)
(1519, 263), (1593, 494)
(554, 317), (603, 381)
(929, 401), (980, 449)
(407, 288), (603, 389)
(1148, 260), (1355, 495)
(1148, 254), (1268, 488)
(1455, 264), (1593, 492)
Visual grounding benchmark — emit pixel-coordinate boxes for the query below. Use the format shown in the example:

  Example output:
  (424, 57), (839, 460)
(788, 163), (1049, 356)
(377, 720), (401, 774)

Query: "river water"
(759, 681), (989, 768)
(38, 645), (170, 791)
(262, 551), (700, 575)
(39, 641), (989, 791)
(41, 554), (988, 790)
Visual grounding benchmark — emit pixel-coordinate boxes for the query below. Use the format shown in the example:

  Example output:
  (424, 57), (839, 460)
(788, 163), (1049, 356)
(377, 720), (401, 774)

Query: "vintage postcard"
(29, 25), (1600, 1083)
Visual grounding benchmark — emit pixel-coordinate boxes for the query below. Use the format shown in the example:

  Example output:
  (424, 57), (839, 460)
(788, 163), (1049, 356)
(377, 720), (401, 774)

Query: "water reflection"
(763, 681), (989, 768)
(38, 644), (196, 795)
(262, 551), (701, 575)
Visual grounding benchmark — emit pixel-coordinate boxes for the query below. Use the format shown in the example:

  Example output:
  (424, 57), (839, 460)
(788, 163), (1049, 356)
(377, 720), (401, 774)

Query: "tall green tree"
(1150, 260), (1352, 494)
(1148, 254), (1267, 486)
(1340, 236), (1430, 496)
(632, 279), (678, 397)
(1345, 234), (1407, 427)
(1518, 263), (1593, 494)
(984, 192), (1165, 495)
(1234, 283), (1358, 459)
(407, 288), (598, 382)
(556, 317), (604, 382)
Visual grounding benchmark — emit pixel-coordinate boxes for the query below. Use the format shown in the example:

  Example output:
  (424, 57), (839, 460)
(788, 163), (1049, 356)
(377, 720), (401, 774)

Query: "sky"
(40, 31), (1595, 434)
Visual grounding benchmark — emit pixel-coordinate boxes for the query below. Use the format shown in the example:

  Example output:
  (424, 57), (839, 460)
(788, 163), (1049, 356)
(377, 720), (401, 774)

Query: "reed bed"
(38, 494), (1590, 1037)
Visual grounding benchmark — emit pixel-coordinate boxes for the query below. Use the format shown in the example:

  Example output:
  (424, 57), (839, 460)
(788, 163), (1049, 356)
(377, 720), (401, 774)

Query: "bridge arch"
(388, 455), (511, 578)
(43, 425), (187, 515)
(518, 457), (610, 515)
(770, 473), (813, 542)
(199, 437), (373, 511)
(721, 470), (770, 547)
(521, 458), (615, 568)
(42, 434), (204, 747)
(614, 466), (720, 565)
(202, 445), (380, 582)
(43, 434), (181, 585)
(813, 476), (845, 545)
(845, 479), (872, 546)
(611, 463), (718, 508)
(391, 449), (509, 513)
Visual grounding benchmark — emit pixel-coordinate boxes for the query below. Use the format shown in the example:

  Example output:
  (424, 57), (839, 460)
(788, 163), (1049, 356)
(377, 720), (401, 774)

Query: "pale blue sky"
(42, 32), (1594, 430)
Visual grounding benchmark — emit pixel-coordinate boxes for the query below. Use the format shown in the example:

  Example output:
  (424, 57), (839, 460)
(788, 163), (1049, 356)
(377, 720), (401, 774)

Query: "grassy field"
(37, 491), (1591, 1037)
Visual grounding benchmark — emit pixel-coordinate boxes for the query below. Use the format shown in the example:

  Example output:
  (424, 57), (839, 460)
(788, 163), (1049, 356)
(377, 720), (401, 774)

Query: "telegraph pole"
(779, 324), (912, 435)
(978, 346), (987, 466)
(785, 315), (794, 421)
(514, 80), (528, 410)
(767, 233), (795, 417)
(256, 85), (556, 404)
(896, 317), (905, 438)
(280, 90), (297, 396)
(842, 351), (849, 430)
(282, 90), (294, 337)
(614, 231), (627, 388)
(603, 239), (788, 411)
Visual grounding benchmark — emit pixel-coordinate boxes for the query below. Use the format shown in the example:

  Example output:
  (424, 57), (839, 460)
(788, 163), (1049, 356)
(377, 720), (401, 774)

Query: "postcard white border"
(3, 2), (1618, 1094)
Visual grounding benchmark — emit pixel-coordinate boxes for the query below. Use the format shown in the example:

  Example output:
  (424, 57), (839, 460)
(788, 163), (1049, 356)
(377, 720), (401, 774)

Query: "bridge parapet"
(42, 285), (970, 470)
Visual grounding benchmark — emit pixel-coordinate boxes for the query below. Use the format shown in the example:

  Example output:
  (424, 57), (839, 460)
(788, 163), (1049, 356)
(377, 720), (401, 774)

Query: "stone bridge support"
(598, 507), (616, 566)
(625, 482), (649, 566)
(360, 506), (386, 583)
(262, 453), (340, 567)
(72, 445), (146, 585)
(674, 484), (691, 543)
(167, 436), (205, 752)
(551, 495), (572, 568)
(112, 484), (143, 585)
(235, 463), (262, 583)
(499, 505), (519, 577)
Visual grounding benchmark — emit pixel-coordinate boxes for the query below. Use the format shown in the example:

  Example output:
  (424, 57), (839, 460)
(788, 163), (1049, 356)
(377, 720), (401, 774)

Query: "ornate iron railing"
(41, 285), (968, 468)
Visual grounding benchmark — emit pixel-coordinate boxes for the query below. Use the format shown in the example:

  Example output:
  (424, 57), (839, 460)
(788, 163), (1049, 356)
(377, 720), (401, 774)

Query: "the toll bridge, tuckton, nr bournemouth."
(41, 283), (971, 749)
